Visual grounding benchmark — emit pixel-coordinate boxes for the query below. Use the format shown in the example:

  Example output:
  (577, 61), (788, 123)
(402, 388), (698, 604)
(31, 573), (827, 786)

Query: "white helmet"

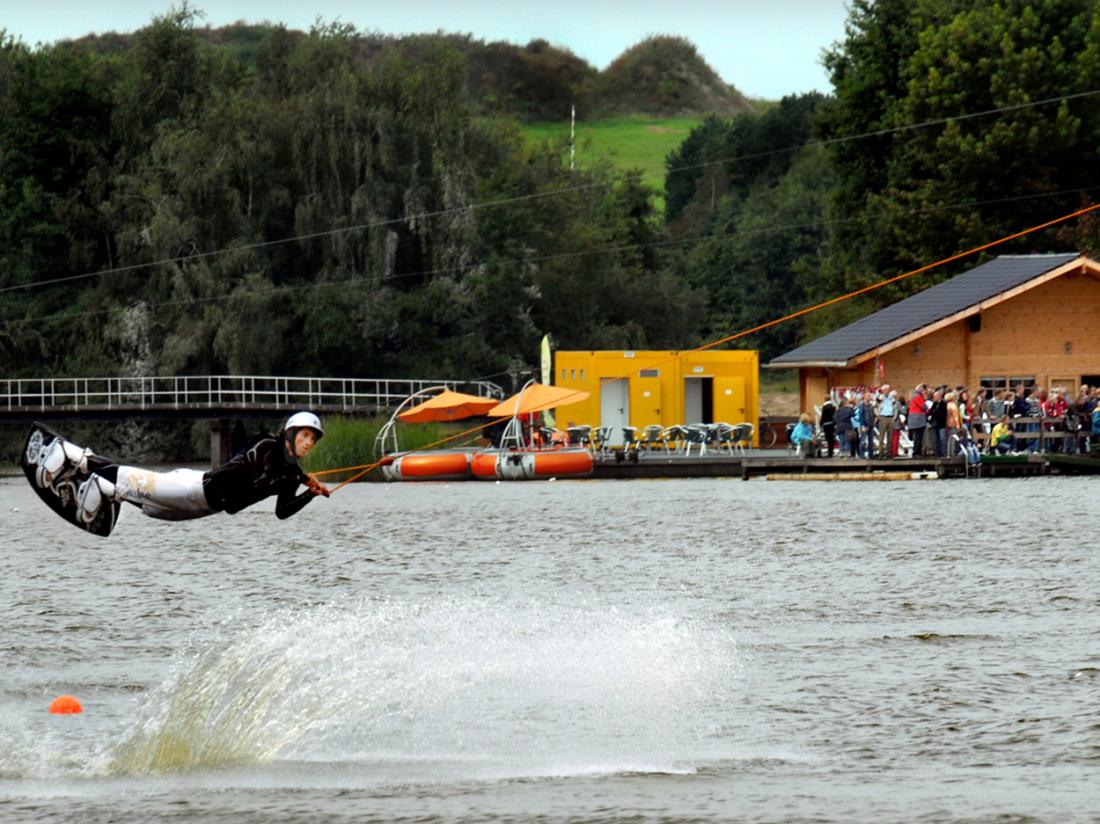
(284, 411), (324, 439)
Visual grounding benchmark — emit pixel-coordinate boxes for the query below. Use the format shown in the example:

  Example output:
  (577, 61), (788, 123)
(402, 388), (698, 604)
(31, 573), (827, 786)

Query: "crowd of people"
(794, 382), (1100, 459)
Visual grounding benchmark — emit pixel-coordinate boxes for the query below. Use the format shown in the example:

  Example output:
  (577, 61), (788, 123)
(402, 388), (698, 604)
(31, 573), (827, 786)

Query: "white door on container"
(600, 377), (630, 445)
(684, 378), (703, 424)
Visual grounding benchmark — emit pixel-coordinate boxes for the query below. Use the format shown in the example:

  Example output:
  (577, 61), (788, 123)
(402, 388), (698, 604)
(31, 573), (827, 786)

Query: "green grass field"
(523, 115), (703, 209)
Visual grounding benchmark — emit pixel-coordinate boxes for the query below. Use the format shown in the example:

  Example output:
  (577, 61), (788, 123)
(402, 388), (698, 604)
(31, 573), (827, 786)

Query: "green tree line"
(664, 0), (1100, 354)
(3, 0), (1100, 384)
(0, 10), (703, 381)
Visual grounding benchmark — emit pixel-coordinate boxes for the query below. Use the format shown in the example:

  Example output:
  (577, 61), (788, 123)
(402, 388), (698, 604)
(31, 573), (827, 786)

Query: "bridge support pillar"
(210, 418), (231, 468)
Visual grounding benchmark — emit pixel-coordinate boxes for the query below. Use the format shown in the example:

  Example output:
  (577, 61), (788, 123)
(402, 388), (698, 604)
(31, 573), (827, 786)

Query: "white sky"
(1, 1), (850, 99)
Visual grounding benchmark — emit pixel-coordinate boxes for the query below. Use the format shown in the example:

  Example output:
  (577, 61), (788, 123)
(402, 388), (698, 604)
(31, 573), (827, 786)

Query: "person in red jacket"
(1042, 390), (1069, 452)
(907, 385), (928, 456)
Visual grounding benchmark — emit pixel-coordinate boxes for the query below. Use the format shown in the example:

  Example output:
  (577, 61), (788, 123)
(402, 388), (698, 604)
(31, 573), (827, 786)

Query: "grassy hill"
(74, 26), (752, 124)
(72, 22), (755, 208)
(598, 36), (752, 118)
(524, 115), (704, 210)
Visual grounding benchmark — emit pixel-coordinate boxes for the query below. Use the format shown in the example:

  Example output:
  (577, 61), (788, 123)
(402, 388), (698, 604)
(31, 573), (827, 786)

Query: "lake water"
(1, 474), (1098, 822)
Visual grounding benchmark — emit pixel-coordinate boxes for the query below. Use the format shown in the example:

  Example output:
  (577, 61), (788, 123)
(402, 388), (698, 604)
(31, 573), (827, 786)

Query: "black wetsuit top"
(202, 435), (314, 519)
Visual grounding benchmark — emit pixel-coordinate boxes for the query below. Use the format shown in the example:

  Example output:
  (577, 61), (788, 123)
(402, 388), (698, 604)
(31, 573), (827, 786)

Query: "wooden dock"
(592, 451), (1052, 480)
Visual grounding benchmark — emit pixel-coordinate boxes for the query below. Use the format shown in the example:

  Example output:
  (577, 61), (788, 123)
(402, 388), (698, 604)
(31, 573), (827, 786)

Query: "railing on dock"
(0, 375), (503, 414)
(968, 417), (1082, 453)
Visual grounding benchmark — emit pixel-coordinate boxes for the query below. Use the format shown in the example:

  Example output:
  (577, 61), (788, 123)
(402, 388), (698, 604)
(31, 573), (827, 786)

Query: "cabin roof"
(768, 253), (1085, 367)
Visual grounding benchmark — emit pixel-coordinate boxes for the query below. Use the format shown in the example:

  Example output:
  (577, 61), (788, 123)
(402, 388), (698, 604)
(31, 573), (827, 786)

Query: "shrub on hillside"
(597, 35), (752, 117)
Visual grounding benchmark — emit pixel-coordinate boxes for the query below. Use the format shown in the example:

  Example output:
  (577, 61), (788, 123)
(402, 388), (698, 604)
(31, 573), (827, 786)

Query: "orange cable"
(686, 201), (1100, 354)
(318, 201), (1100, 486)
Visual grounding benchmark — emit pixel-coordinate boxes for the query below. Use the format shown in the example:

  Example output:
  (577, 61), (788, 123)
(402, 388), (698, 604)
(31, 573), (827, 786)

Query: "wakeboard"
(19, 422), (120, 537)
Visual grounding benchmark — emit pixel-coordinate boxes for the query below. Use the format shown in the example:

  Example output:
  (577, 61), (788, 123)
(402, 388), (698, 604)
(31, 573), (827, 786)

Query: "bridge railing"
(0, 375), (503, 412)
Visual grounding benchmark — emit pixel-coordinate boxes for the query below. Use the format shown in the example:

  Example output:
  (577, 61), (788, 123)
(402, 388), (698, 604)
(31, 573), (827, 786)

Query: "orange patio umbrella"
(398, 389), (499, 423)
(487, 383), (590, 418)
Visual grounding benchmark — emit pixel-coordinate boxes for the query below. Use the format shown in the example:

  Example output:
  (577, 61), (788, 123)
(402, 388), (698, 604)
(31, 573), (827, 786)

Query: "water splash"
(109, 596), (740, 777)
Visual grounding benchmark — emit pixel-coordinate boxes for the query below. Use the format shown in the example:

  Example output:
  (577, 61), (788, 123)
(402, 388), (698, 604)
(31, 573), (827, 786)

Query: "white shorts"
(116, 467), (215, 521)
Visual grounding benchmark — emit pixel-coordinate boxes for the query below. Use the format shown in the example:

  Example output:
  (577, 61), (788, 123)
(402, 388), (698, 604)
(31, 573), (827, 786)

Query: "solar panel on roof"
(769, 254), (1082, 365)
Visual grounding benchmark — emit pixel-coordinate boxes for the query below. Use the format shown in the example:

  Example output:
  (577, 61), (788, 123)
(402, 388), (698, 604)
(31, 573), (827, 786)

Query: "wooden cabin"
(768, 253), (1100, 410)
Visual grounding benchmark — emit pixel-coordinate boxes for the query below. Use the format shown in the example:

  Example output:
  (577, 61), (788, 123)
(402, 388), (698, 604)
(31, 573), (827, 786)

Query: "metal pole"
(570, 104), (576, 172)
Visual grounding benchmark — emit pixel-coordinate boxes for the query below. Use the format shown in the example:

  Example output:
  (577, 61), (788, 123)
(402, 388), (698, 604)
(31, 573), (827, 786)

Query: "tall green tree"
(817, 0), (1100, 312)
(2, 14), (706, 382)
(659, 94), (830, 359)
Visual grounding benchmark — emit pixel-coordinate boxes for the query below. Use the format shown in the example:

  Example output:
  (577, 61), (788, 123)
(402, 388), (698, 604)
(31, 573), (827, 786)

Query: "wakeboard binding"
(20, 424), (120, 537)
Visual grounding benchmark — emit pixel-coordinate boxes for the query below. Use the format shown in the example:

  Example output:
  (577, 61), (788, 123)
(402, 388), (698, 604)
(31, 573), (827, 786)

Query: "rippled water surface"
(1, 474), (1098, 822)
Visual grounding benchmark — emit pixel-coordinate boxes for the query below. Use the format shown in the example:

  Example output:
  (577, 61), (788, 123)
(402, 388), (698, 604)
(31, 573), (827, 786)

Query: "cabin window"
(982, 375), (1036, 395)
(579, 369), (585, 381)
(640, 369), (659, 378)
(1049, 376), (1075, 395)
(980, 376), (1007, 395)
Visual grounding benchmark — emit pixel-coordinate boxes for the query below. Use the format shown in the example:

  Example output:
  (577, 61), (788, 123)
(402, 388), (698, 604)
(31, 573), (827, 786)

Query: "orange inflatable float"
(381, 447), (594, 482)
(471, 448), (593, 480)
(377, 381), (596, 482)
(380, 449), (473, 482)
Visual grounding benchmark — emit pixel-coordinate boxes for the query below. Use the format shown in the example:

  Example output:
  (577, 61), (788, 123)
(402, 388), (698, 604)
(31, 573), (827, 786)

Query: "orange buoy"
(471, 448), (594, 480)
(49, 695), (82, 714)
(380, 449), (476, 481)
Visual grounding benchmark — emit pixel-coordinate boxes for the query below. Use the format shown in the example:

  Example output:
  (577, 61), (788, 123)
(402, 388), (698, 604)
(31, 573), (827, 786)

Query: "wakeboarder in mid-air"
(20, 412), (330, 536)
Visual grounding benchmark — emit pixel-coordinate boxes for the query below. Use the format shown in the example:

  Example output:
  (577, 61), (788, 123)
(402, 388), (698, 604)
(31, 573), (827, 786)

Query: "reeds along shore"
(303, 417), (478, 478)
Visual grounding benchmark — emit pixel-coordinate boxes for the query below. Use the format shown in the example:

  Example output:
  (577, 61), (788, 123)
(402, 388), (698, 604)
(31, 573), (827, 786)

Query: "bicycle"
(760, 417), (779, 448)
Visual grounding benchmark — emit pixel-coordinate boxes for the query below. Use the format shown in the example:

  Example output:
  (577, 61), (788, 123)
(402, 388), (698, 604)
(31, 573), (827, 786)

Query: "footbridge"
(1, 375), (503, 464)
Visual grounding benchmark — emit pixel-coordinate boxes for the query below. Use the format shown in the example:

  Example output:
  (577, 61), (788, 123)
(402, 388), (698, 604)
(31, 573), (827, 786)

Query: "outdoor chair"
(593, 426), (613, 456)
(710, 422), (736, 456)
(683, 424), (710, 456)
(729, 423), (754, 455)
(567, 425), (592, 448)
(703, 423), (724, 451)
(641, 424), (666, 453)
(621, 426), (640, 451)
(661, 425), (688, 452)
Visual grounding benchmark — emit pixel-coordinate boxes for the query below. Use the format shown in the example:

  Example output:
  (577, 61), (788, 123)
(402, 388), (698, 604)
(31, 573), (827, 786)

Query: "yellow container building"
(553, 350), (759, 445)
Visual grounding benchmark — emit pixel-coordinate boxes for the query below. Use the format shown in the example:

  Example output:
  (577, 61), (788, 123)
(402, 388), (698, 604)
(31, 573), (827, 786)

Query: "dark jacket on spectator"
(929, 399), (948, 429)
